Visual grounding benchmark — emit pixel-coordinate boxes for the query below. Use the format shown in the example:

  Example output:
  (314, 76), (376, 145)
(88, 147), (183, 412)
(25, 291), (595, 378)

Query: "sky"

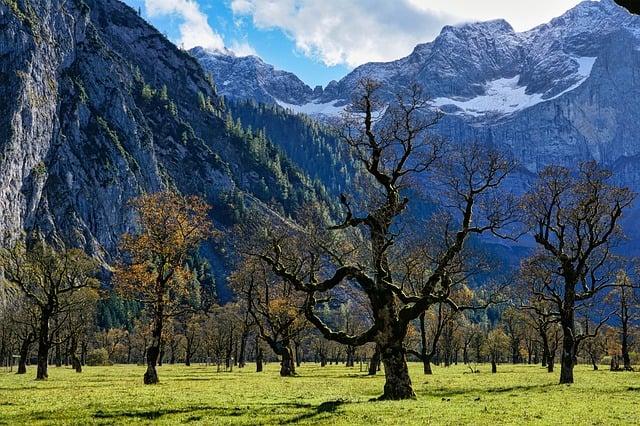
(121, 0), (590, 88)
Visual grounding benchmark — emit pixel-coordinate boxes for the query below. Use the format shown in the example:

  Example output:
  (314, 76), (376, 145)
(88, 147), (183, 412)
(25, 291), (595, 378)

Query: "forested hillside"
(225, 99), (355, 199)
(0, 0), (338, 275)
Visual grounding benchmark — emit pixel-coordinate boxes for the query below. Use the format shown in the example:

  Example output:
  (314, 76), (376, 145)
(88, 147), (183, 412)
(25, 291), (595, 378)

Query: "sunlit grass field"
(1, 361), (639, 425)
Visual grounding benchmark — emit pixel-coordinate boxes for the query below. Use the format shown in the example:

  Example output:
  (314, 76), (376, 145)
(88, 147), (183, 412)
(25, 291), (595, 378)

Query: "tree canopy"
(112, 190), (213, 384)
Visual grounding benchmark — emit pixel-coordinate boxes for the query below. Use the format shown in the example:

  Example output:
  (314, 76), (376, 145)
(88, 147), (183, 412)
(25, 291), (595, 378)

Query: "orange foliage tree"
(112, 190), (212, 384)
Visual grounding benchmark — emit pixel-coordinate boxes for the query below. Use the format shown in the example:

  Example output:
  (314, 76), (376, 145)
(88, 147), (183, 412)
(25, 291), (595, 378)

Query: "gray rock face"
(190, 46), (315, 105)
(0, 0), (252, 262)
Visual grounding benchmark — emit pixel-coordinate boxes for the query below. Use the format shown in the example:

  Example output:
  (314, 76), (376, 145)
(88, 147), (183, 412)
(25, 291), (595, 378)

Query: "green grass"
(0, 362), (639, 425)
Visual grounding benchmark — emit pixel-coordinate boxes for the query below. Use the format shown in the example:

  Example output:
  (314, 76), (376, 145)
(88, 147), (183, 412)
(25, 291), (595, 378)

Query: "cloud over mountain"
(145, 0), (225, 49)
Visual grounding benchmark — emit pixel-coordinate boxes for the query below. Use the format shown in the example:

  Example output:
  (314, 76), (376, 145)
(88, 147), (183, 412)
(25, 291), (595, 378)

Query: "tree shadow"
(280, 399), (349, 424)
(91, 405), (215, 421)
(422, 382), (558, 400)
(485, 383), (557, 393)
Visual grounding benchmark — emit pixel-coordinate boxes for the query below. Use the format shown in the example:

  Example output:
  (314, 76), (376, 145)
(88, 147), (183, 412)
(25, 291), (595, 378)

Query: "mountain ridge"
(193, 0), (640, 251)
(194, 0), (640, 178)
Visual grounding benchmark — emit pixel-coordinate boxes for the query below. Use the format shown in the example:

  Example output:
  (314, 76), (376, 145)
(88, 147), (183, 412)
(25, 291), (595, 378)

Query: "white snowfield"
(433, 56), (597, 117)
(276, 99), (345, 117)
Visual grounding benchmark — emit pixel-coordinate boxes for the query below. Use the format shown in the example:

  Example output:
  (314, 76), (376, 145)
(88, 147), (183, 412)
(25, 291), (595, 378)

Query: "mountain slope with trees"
(0, 0), (338, 287)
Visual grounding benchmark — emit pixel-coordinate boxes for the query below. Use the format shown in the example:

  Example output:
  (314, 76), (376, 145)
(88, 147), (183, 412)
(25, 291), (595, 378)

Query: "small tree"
(202, 304), (242, 370)
(607, 270), (639, 371)
(7, 294), (37, 374)
(60, 287), (99, 372)
(112, 190), (212, 384)
(501, 306), (527, 364)
(407, 293), (468, 374)
(179, 312), (206, 367)
(520, 162), (634, 384)
(482, 328), (510, 373)
(523, 300), (561, 372)
(229, 257), (309, 376)
(0, 239), (100, 380)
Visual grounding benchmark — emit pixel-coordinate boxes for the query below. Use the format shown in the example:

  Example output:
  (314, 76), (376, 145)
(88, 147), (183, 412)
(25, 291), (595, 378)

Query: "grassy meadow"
(1, 361), (639, 425)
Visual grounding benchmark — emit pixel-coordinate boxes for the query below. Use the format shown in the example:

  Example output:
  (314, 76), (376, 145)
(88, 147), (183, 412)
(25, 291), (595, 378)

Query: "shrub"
(86, 348), (112, 366)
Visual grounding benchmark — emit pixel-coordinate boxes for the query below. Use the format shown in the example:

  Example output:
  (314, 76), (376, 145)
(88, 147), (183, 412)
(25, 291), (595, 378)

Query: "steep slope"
(0, 0), (326, 275)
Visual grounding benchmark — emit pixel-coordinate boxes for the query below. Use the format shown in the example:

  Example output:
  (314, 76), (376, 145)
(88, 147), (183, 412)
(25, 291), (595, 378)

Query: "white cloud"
(230, 0), (586, 68)
(229, 40), (258, 57)
(145, 0), (225, 49)
(231, 0), (444, 67)
(407, 0), (592, 32)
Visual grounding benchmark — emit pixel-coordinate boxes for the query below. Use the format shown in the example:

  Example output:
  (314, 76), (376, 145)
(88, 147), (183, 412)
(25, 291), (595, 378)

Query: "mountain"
(0, 0), (336, 298)
(194, 0), (640, 180)
(2, 0), (638, 286)
(194, 0), (640, 248)
(190, 46), (320, 106)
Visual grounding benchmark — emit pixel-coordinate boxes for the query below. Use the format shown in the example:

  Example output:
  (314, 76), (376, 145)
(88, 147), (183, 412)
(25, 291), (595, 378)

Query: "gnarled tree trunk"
(278, 344), (295, 376)
(144, 313), (163, 384)
(559, 312), (575, 384)
(256, 346), (263, 373)
(36, 314), (52, 380)
(368, 345), (380, 375)
(144, 344), (160, 384)
(423, 354), (433, 375)
(36, 346), (49, 380)
(17, 333), (34, 375)
(379, 341), (414, 400)
(69, 335), (82, 373)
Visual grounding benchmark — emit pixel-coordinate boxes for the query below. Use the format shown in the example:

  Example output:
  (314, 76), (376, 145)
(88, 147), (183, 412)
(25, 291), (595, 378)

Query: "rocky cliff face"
(1, 0), (224, 260)
(0, 0), (320, 276)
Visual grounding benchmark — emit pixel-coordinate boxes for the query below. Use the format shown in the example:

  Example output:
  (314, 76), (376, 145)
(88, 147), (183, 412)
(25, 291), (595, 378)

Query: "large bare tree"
(252, 79), (516, 399)
(520, 162), (634, 384)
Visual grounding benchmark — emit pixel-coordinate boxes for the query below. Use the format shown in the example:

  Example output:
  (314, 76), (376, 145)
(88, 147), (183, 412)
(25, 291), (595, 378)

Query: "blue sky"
(121, 0), (587, 88)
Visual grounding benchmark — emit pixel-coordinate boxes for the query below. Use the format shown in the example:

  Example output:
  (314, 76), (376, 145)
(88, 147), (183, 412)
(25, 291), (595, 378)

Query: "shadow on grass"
(280, 399), (349, 424)
(485, 383), (557, 393)
(90, 403), (334, 423)
(423, 382), (557, 400)
(92, 405), (214, 421)
(169, 376), (217, 381)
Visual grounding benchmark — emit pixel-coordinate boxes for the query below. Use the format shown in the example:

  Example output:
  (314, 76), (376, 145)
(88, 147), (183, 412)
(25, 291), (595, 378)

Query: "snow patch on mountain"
(434, 56), (596, 117)
(433, 77), (542, 117)
(575, 56), (597, 77)
(276, 99), (345, 117)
